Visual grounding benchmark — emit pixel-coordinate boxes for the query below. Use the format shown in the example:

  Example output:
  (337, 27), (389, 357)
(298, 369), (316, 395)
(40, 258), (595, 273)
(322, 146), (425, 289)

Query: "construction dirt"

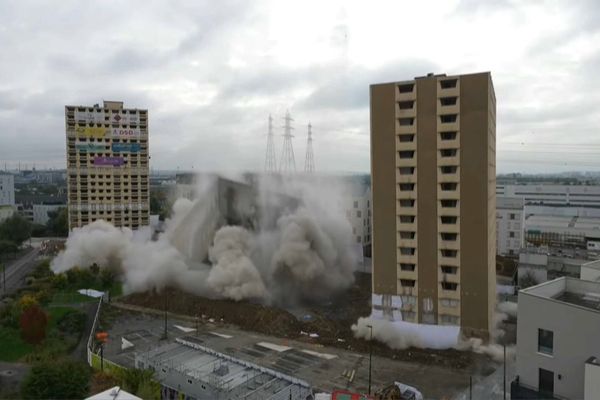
(120, 272), (488, 371)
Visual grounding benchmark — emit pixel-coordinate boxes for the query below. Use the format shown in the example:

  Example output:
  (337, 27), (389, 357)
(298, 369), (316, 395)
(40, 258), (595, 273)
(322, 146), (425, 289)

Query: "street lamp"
(367, 324), (373, 395)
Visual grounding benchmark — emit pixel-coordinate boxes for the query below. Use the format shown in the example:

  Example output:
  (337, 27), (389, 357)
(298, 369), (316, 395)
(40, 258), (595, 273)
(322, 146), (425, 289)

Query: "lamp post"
(367, 324), (373, 395)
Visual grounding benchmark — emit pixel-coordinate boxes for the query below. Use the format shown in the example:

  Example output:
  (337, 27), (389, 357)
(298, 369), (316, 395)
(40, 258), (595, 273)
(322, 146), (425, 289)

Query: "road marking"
(256, 342), (292, 352)
(174, 325), (196, 333)
(301, 349), (337, 360)
(209, 332), (233, 339)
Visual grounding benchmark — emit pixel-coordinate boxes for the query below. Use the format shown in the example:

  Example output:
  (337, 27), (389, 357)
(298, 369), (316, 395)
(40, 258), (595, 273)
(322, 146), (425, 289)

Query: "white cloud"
(0, 0), (599, 173)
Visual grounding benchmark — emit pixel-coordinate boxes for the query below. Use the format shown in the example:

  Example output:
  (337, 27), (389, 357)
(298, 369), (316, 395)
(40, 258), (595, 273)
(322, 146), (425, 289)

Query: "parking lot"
(100, 306), (497, 398)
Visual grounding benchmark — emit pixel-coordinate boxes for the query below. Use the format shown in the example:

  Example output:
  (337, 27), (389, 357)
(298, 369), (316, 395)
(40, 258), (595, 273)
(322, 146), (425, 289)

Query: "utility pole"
(264, 114), (277, 173)
(279, 111), (296, 174)
(503, 343), (507, 400)
(304, 123), (315, 173)
(367, 324), (373, 395)
(162, 290), (168, 340)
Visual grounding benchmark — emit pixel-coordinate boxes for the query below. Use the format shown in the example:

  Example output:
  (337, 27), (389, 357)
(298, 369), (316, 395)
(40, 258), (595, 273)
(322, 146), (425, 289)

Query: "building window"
(441, 216), (457, 224)
(399, 167), (415, 175)
(538, 329), (553, 355)
(441, 232), (457, 241)
(440, 97), (458, 106)
(399, 199), (415, 207)
(440, 165), (458, 174)
(400, 247), (415, 256)
(440, 298), (459, 308)
(353, 201), (358, 208)
(440, 148), (458, 157)
(441, 281), (458, 291)
(440, 131), (458, 141)
(357, 210), (362, 218)
(441, 265), (458, 274)
(398, 84), (414, 93)
(400, 279), (416, 288)
(440, 182), (457, 191)
(441, 199), (458, 208)
(509, 232), (515, 238)
(440, 114), (458, 123)
(398, 151), (414, 159)
(400, 263), (415, 271)
(399, 215), (415, 223)
(399, 231), (415, 239)
(440, 79), (458, 89)
(510, 213), (516, 220)
(398, 118), (414, 126)
(398, 134), (414, 142)
(356, 236), (361, 243)
(440, 314), (459, 325)
(441, 249), (457, 258)
(399, 183), (415, 191)
(398, 100), (414, 110)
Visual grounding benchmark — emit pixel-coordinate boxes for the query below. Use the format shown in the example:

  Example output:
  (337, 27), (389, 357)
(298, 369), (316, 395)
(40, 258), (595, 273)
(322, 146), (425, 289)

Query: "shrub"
(21, 359), (91, 399)
(19, 304), (48, 345)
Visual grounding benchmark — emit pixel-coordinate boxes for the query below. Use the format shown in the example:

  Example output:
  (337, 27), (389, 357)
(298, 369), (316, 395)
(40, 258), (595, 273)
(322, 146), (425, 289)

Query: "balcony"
(396, 83), (416, 102)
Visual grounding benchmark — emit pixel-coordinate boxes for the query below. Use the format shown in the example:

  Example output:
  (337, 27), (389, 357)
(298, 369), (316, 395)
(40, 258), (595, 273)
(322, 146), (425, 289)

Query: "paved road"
(1, 248), (40, 296)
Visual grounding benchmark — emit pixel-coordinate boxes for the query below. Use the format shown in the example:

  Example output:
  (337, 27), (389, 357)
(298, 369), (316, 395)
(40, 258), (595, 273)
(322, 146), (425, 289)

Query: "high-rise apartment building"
(0, 173), (15, 206)
(65, 101), (149, 230)
(370, 72), (496, 338)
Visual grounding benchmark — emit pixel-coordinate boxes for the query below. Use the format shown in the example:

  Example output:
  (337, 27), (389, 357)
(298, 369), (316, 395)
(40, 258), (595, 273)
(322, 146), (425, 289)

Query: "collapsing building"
(135, 337), (313, 400)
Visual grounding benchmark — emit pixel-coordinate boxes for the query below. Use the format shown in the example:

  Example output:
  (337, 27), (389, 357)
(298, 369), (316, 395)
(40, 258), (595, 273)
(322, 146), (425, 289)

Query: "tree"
(0, 239), (18, 256)
(115, 368), (157, 395)
(19, 304), (48, 345)
(21, 360), (91, 399)
(31, 223), (48, 237)
(0, 214), (32, 245)
(46, 208), (68, 237)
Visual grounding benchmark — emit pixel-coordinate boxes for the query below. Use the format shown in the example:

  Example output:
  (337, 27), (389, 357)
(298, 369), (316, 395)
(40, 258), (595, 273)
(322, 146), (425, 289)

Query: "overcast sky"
(1, 0), (599, 174)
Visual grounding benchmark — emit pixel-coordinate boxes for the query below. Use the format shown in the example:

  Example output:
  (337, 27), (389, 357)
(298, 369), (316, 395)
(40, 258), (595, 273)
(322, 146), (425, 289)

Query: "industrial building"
(370, 72), (496, 337)
(524, 215), (600, 249)
(497, 184), (600, 207)
(65, 101), (149, 230)
(512, 277), (600, 399)
(135, 337), (313, 400)
(496, 197), (524, 256)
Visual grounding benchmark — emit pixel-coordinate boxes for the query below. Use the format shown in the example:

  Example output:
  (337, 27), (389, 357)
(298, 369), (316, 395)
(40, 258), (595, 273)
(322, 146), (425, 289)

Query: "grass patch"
(47, 306), (78, 331)
(0, 326), (33, 361)
(51, 291), (98, 305)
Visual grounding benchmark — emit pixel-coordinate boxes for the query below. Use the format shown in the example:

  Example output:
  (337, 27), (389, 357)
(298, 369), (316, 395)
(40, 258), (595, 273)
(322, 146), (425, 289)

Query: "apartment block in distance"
(370, 72), (496, 338)
(65, 101), (149, 230)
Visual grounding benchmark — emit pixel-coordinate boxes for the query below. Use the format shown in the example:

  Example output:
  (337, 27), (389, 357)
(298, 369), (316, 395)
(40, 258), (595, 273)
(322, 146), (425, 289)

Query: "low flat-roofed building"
(512, 277), (600, 399)
(135, 337), (313, 400)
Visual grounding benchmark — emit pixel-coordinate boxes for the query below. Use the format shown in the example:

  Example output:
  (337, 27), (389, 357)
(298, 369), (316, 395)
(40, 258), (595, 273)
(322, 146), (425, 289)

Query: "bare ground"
(120, 272), (489, 372)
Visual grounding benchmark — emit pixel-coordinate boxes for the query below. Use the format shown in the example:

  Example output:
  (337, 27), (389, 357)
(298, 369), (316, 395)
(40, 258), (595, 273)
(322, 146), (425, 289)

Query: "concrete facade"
(342, 186), (372, 257)
(65, 101), (149, 230)
(496, 197), (524, 256)
(370, 72), (496, 337)
(514, 277), (600, 399)
(32, 204), (65, 225)
(0, 174), (15, 206)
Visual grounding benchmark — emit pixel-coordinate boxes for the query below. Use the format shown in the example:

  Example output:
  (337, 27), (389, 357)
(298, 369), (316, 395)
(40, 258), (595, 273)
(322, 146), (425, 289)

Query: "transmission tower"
(279, 111), (296, 173)
(264, 114), (277, 172)
(304, 123), (315, 173)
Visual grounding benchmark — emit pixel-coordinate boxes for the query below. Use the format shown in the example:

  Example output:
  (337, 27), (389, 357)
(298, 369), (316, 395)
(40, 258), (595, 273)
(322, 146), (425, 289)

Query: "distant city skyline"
(1, 1), (600, 173)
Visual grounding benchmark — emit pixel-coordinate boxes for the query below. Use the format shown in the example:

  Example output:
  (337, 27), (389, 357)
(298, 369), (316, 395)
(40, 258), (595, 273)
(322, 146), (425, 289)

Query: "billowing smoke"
(352, 301), (518, 361)
(352, 317), (424, 349)
(207, 226), (267, 301)
(51, 173), (359, 305)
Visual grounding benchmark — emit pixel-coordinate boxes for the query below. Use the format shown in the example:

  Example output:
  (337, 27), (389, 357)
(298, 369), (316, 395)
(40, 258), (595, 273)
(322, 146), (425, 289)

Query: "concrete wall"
(585, 359), (600, 400)
(516, 290), (600, 399)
